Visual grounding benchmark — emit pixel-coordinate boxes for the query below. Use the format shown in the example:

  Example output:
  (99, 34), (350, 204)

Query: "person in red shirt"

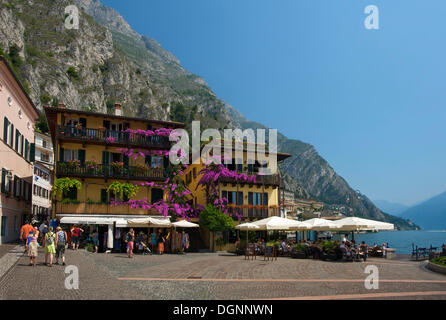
(20, 221), (34, 253)
(70, 225), (84, 250)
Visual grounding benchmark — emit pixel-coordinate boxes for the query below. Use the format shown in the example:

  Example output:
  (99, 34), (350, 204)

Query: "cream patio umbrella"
(127, 217), (172, 228)
(171, 220), (199, 228)
(236, 222), (260, 245)
(251, 216), (311, 231)
(302, 218), (342, 231)
(333, 217), (394, 231)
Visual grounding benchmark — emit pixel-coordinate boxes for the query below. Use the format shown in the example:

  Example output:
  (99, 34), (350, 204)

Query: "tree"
(8, 44), (23, 69)
(200, 204), (235, 252)
(35, 112), (49, 134)
(170, 103), (187, 123)
(66, 66), (79, 81)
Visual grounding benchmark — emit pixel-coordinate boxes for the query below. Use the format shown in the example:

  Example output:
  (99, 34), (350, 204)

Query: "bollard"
(385, 248), (396, 259)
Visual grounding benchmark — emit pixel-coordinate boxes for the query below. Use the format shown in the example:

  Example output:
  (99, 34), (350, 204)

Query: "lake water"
(334, 230), (446, 254)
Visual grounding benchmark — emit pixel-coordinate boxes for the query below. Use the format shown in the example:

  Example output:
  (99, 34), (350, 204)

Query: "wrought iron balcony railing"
(226, 206), (280, 219)
(218, 173), (281, 186)
(56, 163), (170, 181)
(57, 125), (171, 149)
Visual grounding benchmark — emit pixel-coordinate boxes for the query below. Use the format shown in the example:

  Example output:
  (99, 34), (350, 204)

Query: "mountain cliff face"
(0, 0), (416, 229)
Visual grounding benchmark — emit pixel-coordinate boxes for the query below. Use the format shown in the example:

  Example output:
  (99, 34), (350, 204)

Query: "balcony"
(226, 205), (279, 219)
(55, 202), (160, 216)
(56, 163), (170, 181)
(57, 125), (171, 149)
(219, 173), (281, 186)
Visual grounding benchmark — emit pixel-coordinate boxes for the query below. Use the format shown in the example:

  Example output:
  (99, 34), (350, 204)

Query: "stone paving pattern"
(0, 247), (445, 300)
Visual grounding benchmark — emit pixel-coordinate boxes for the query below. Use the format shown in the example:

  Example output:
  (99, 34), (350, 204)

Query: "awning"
(59, 216), (168, 228)
(60, 216), (116, 225)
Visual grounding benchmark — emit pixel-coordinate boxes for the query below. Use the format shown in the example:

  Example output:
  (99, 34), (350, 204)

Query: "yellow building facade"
(45, 104), (184, 222)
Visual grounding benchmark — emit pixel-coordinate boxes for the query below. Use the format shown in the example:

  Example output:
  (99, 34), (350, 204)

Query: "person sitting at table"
(340, 241), (351, 257)
(359, 241), (369, 261)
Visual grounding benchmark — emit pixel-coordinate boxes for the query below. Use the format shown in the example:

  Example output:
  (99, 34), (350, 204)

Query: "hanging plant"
(106, 181), (138, 200)
(53, 178), (82, 200)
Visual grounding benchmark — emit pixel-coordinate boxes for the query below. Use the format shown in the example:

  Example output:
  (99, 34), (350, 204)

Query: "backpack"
(46, 232), (54, 245)
(58, 231), (66, 244)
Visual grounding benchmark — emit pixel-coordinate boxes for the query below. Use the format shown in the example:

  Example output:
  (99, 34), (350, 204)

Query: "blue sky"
(102, 0), (446, 206)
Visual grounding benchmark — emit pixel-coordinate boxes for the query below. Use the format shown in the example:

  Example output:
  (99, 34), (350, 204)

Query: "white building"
(32, 132), (54, 222)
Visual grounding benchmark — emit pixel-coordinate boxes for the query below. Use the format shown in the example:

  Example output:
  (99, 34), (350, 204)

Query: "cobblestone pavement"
(1, 249), (445, 300)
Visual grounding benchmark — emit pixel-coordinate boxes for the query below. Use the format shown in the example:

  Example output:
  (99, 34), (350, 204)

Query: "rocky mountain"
(374, 200), (409, 216)
(0, 0), (417, 229)
(400, 191), (446, 230)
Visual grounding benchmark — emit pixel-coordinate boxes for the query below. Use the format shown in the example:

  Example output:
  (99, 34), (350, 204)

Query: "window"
(1, 169), (12, 194)
(151, 156), (163, 169)
(1, 216), (8, 237)
(151, 188), (164, 204)
(64, 149), (78, 161)
(222, 191), (243, 205)
(63, 187), (77, 201)
(41, 153), (50, 162)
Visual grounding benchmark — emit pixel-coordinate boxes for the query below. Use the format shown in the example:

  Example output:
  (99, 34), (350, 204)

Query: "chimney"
(114, 103), (122, 116)
(58, 102), (66, 109)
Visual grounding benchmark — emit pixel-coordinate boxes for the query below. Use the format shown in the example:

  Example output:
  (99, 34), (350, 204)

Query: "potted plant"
(320, 240), (339, 261)
(291, 243), (308, 259)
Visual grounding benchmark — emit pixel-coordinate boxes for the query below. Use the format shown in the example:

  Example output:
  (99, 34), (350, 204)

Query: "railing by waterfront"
(226, 206), (279, 219)
(56, 163), (170, 181)
(57, 125), (171, 149)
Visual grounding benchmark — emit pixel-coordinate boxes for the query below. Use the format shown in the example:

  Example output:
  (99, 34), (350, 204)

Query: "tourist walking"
(55, 227), (67, 265)
(44, 227), (56, 267)
(126, 228), (135, 258)
(27, 229), (39, 267)
(20, 221), (34, 253)
(71, 225), (84, 250)
(360, 241), (368, 262)
(158, 230), (165, 255)
(151, 231), (157, 253)
(92, 230), (99, 253)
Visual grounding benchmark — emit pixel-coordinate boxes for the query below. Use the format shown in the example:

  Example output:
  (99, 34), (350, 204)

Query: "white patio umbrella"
(171, 220), (199, 228)
(236, 222), (260, 245)
(251, 216), (311, 231)
(333, 217), (394, 231)
(127, 217), (171, 227)
(303, 218), (342, 231)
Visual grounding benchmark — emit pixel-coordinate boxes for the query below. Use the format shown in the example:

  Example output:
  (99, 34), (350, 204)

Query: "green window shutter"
(10, 123), (14, 148)
(78, 149), (86, 165)
(102, 151), (109, 165)
(20, 136), (24, 156)
(1, 169), (6, 193)
(59, 147), (64, 162)
(24, 140), (29, 161)
(248, 192), (254, 205)
(123, 155), (129, 167)
(30, 143), (35, 162)
(163, 156), (169, 169)
(145, 155), (151, 167)
(238, 192), (244, 205)
(15, 130), (19, 152)
(263, 193), (268, 206)
(3, 117), (8, 142)
(13, 175), (17, 197)
(101, 189), (108, 203)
